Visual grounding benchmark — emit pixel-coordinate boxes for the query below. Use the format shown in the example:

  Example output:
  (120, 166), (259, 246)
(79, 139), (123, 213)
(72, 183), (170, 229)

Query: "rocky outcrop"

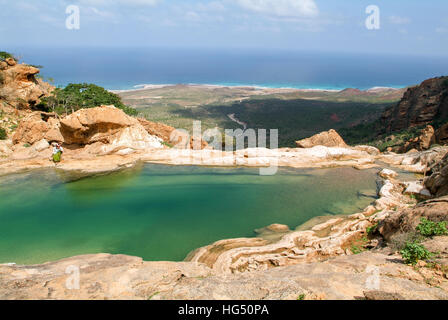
(185, 173), (411, 274)
(137, 118), (208, 150)
(12, 112), (62, 145)
(0, 58), (53, 109)
(1, 251), (447, 300)
(436, 122), (448, 145)
(395, 125), (436, 153)
(379, 197), (448, 242)
(379, 146), (448, 173)
(11, 106), (163, 156)
(381, 77), (448, 133)
(425, 152), (448, 197)
(295, 129), (348, 148)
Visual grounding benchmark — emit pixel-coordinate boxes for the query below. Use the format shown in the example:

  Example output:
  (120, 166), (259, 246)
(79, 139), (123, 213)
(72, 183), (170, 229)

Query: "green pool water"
(0, 164), (380, 265)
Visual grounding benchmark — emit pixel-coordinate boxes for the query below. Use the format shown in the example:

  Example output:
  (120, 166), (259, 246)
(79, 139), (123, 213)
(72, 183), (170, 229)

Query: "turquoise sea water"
(0, 165), (379, 265)
(6, 47), (448, 90)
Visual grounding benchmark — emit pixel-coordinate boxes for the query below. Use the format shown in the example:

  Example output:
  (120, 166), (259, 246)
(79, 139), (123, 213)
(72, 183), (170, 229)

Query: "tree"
(39, 83), (138, 116)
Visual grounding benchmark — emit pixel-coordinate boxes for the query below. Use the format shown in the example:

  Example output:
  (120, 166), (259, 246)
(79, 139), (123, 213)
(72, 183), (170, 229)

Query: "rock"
(353, 145), (380, 155)
(363, 291), (405, 300)
(0, 60), (53, 109)
(58, 106), (163, 152)
(0, 140), (12, 156)
(5, 58), (16, 66)
(395, 125), (436, 153)
(379, 169), (398, 179)
(59, 105), (136, 144)
(32, 139), (49, 152)
(403, 181), (432, 199)
(12, 112), (52, 145)
(138, 118), (208, 150)
(1, 252), (447, 300)
(264, 224), (291, 233)
(425, 152), (448, 197)
(295, 129), (348, 148)
(381, 77), (448, 133)
(436, 122), (448, 145)
(378, 196), (448, 241)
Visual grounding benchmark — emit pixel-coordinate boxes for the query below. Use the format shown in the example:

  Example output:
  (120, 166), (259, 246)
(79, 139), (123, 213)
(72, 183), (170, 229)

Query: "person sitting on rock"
(52, 142), (64, 163)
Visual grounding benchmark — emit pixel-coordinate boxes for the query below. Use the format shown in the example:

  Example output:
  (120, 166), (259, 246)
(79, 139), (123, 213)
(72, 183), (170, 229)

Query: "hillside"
(119, 85), (405, 147)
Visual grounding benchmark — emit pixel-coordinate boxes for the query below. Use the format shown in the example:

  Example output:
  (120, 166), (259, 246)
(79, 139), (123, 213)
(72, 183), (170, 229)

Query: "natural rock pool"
(0, 164), (380, 265)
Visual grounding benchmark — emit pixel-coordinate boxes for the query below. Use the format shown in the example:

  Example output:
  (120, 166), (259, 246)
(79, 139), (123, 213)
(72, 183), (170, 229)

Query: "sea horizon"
(6, 46), (448, 91)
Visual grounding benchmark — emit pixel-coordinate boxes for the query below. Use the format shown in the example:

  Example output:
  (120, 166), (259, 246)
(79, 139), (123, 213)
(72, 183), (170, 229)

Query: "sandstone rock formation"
(395, 125), (436, 153)
(379, 146), (448, 173)
(12, 106), (163, 156)
(381, 77), (448, 133)
(0, 58), (53, 109)
(436, 122), (448, 145)
(379, 197), (448, 242)
(138, 118), (208, 149)
(2, 251), (447, 300)
(12, 112), (62, 145)
(295, 129), (348, 148)
(425, 152), (448, 197)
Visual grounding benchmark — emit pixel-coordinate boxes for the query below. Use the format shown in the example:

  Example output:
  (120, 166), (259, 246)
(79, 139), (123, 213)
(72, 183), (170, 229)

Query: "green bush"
(367, 223), (378, 235)
(0, 127), (6, 140)
(416, 218), (448, 237)
(400, 241), (433, 265)
(0, 51), (14, 61)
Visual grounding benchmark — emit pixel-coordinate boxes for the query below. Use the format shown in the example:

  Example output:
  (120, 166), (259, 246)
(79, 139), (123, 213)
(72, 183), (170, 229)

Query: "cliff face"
(0, 58), (53, 109)
(381, 77), (448, 133)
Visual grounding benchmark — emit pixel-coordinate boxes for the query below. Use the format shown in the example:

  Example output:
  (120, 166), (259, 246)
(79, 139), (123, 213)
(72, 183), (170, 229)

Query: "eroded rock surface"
(0, 58), (53, 109)
(381, 77), (448, 133)
(295, 129), (348, 148)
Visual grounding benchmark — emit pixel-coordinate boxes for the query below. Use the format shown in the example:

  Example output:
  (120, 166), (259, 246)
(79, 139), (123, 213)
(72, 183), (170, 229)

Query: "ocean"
(7, 46), (448, 91)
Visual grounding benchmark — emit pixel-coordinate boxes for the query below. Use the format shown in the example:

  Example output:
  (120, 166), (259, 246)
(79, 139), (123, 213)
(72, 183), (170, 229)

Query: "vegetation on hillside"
(0, 51), (15, 61)
(130, 96), (391, 147)
(39, 83), (137, 116)
(0, 127), (6, 140)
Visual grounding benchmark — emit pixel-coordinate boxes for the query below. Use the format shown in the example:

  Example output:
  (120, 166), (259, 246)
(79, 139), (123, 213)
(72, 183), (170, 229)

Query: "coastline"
(109, 83), (405, 94)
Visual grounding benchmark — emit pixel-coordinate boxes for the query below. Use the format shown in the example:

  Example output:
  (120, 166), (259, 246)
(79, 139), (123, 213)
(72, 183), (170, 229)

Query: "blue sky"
(1, 0), (448, 55)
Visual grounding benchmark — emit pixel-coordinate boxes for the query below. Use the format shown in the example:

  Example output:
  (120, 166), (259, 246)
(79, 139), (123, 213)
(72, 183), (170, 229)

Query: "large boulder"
(295, 129), (348, 148)
(425, 152), (448, 197)
(0, 59), (53, 109)
(12, 106), (163, 155)
(59, 106), (163, 152)
(12, 112), (62, 145)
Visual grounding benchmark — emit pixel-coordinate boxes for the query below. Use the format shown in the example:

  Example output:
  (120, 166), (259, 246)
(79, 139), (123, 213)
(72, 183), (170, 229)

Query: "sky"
(1, 0), (448, 56)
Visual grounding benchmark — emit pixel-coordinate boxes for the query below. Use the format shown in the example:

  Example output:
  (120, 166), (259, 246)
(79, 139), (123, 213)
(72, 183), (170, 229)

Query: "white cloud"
(388, 16), (410, 25)
(78, 0), (162, 7)
(235, 0), (318, 18)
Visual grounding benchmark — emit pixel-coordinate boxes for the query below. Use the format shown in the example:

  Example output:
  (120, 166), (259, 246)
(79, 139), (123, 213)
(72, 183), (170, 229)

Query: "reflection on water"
(0, 164), (379, 264)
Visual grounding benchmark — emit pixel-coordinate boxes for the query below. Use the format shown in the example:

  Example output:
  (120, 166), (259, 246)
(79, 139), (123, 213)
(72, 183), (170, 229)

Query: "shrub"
(0, 127), (6, 140)
(400, 241), (433, 265)
(38, 83), (138, 116)
(416, 218), (448, 237)
(367, 223), (378, 235)
(0, 51), (14, 61)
